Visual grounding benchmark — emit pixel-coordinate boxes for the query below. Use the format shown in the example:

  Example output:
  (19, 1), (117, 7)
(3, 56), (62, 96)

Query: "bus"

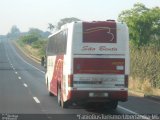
(42, 20), (129, 109)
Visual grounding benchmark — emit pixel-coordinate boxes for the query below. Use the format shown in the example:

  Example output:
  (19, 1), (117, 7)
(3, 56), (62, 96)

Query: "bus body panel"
(45, 21), (129, 107)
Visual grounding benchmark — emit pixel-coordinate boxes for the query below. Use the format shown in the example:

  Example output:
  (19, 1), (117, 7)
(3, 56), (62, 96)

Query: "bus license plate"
(89, 92), (108, 97)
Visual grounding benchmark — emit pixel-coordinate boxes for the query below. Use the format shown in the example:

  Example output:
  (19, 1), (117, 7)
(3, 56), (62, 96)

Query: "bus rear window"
(83, 22), (117, 43)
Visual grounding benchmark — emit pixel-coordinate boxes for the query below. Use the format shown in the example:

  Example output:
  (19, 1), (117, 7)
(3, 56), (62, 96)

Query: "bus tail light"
(125, 75), (128, 88)
(68, 74), (73, 87)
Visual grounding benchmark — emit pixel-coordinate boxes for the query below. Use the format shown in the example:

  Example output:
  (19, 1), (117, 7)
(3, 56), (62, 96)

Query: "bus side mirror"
(41, 56), (45, 66)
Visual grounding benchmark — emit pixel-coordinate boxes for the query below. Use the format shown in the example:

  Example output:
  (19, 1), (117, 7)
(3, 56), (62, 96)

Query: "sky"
(0, 0), (160, 35)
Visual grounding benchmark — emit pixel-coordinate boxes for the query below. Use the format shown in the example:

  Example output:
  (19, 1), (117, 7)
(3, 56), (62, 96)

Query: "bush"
(20, 34), (39, 45)
(31, 39), (47, 57)
(130, 44), (160, 88)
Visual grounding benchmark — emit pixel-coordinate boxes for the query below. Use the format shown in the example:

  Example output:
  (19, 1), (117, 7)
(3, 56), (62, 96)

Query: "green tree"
(118, 3), (160, 47)
(28, 28), (43, 38)
(56, 17), (81, 29)
(7, 25), (21, 39)
(28, 28), (51, 38)
(48, 23), (55, 32)
(20, 34), (39, 45)
(10, 25), (20, 34)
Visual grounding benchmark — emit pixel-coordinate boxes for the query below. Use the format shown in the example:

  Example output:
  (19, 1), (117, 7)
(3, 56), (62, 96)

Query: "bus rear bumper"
(67, 90), (128, 103)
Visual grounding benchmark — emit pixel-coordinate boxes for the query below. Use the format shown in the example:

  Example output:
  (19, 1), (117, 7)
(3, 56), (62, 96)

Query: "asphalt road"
(0, 39), (160, 120)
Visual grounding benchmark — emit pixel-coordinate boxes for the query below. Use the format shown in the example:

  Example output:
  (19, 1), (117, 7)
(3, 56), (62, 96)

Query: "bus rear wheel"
(107, 100), (118, 109)
(57, 86), (61, 106)
(47, 79), (54, 96)
(61, 99), (69, 108)
(57, 85), (69, 108)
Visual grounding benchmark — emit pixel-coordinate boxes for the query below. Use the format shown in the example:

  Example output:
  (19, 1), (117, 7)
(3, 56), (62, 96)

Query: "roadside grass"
(24, 44), (40, 58)
(130, 43), (160, 96)
(129, 77), (160, 96)
(129, 78), (152, 95)
(17, 39), (46, 59)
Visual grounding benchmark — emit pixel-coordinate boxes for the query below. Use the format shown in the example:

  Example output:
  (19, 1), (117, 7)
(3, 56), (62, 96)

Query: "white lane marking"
(23, 83), (28, 87)
(118, 105), (150, 120)
(118, 105), (137, 114)
(33, 97), (40, 103)
(6, 53), (10, 61)
(13, 48), (45, 74)
(18, 76), (21, 80)
(15, 72), (18, 74)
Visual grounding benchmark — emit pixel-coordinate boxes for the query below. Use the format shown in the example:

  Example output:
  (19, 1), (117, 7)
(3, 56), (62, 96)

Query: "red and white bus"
(44, 21), (129, 109)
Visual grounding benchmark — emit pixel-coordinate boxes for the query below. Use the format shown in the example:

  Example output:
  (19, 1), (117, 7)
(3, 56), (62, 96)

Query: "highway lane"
(119, 95), (160, 114)
(2, 39), (91, 114)
(0, 39), (160, 119)
(0, 39), (42, 113)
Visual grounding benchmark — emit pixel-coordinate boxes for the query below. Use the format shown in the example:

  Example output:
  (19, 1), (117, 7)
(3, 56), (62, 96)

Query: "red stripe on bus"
(51, 55), (64, 95)
(74, 58), (125, 74)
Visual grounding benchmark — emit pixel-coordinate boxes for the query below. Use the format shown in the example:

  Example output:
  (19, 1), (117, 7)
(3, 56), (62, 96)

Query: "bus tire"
(108, 100), (118, 109)
(47, 79), (54, 96)
(58, 87), (68, 108)
(49, 91), (54, 96)
(58, 85), (68, 108)
(61, 99), (69, 108)
(57, 85), (61, 106)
